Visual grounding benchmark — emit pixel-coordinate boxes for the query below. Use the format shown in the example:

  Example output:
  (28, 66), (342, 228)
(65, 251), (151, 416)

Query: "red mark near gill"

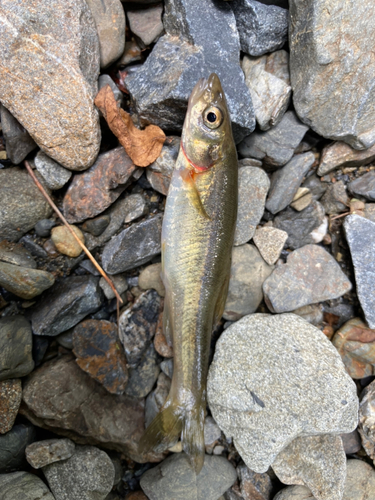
(180, 141), (212, 173)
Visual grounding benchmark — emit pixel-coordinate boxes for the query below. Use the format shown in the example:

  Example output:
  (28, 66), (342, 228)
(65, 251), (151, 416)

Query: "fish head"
(181, 73), (233, 172)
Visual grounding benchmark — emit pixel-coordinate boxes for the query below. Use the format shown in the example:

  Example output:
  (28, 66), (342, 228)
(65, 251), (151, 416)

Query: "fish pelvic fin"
(182, 405), (206, 474)
(180, 168), (211, 220)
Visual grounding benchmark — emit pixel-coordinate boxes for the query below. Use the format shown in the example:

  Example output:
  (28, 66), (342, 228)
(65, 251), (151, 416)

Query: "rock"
(239, 158), (263, 168)
(320, 181), (349, 215)
(364, 204), (375, 223)
(0, 168), (52, 242)
(0, 0), (101, 169)
(234, 166), (270, 246)
(223, 244), (274, 321)
(292, 304), (323, 326)
(43, 445), (115, 500)
(138, 263), (165, 296)
(344, 215), (375, 328)
(116, 39), (142, 67)
(127, 4), (164, 47)
(348, 171), (375, 202)
(265, 152), (315, 214)
(272, 435), (346, 500)
(318, 142), (375, 176)
(51, 225), (85, 258)
(0, 261), (55, 300)
(26, 439), (75, 469)
(85, 0), (125, 68)
(0, 423), (36, 473)
(242, 50), (291, 130)
(0, 379), (22, 434)
(263, 245), (352, 313)
(290, 189), (313, 212)
(358, 380), (375, 462)
(34, 219), (56, 238)
(154, 311), (173, 358)
(125, 0), (255, 143)
(0, 241), (36, 269)
(273, 201), (327, 249)
(0, 316), (34, 381)
(19, 235), (48, 259)
(342, 459), (375, 500)
(253, 226), (288, 265)
(125, 343), (161, 398)
(72, 319), (128, 395)
(34, 151), (72, 190)
(238, 112), (309, 169)
(204, 417), (222, 451)
(146, 136), (180, 195)
(82, 216), (110, 237)
(341, 430), (362, 455)
(102, 215), (162, 274)
(232, 0), (288, 56)
(123, 194), (147, 223)
(302, 174), (327, 201)
(237, 464), (272, 500)
(273, 486), (316, 499)
(31, 275), (103, 336)
(0, 471), (55, 500)
(99, 274), (128, 300)
(56, 330), (74, 350)
(63, 147), (139, 224)
(145, 371), (171, 428)
(0, 105), (37, 164)
(140, 453), (237, 500)
(160, 359), (173, 379)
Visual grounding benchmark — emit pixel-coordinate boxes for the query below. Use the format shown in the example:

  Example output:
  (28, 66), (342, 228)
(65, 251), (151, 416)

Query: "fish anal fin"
(180, 168), (211, 220)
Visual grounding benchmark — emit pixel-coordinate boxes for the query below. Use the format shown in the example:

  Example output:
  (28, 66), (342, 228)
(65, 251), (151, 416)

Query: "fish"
(139, 73), (238, 474)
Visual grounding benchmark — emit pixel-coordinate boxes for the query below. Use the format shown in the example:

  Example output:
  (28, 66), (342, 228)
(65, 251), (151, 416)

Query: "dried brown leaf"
(95, 84), (166, 167)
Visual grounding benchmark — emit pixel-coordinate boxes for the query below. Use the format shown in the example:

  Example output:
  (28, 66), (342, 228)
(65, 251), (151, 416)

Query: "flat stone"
(273, 435), (346, 500)
(99, 274), (128, 300)
(223, 244), (274, 321)
(82, 216), (110, 237)
(0, 168), (52, 242)
(290, 188), (313, 212)
(0, 379), (22, 434)
(238, 112), (309, 169)
(102, 215), (162, 274)
(232, 0), (288, 56)
(320, 181), (349, 215)
(290, 1), (375, 150)
(253, 227), (288, 265)
(266, 152), (315, 214)
(127, 4), (163, 47)
(0, 316), (34, 381)
(34, 219), (56, 238)
(140, 453), (237, 500)
(72, 319), (128, 395)
(344, 215), (375, 328)
(26, 439), (75, 469)
(43, 445), (115, 500)
(63, 147), (139, 224)
(0, 423), (36, 473)
(349, 171), (375, 202)
(318, 142), (375, 176)
(263, 245), (352, 313)
(234, 167), (270, 246)
(0, 261), (55, 300)
(342, 459), (375, 500)
(207, 313), (358, 473)
(237, 464), (272, 500)
(51, 225), (85, 257)
(0, 471), (55, 500)
(31, 275), (103, 336)
(145, 371), (171, 428)
(146, 136), (180, 196)
(358, 379), (375, 462)
(0, 241), (36, 269)
(0, 105), (37, 164)
(125, 343), (161, 398)
(34, 151), (72, 190)
(0, 0), (101, 169)
(138, 263), (165, 297)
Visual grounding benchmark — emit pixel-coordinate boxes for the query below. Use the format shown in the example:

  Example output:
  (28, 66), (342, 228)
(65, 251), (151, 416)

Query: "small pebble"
(26, 438), (75, 469)
(138, 263), (165, 297)
(82, 216), (110, 236)
(34, 219), (56, 238)
(51, 225), (85, 257)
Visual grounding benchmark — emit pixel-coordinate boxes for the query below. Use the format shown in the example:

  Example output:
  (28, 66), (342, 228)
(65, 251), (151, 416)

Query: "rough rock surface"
(0, 316), (34, 381)
(349, 171), (375, 202)
(358, 379), (375, 462)
(207, 314), (358, 472)
(273, 486), (318, 499)
(138, 263), (165, 297)
(0, 105), (37, 164)
(146, 136), (180, 196)
(318, 142), (375, 176)
(0, 471), (55, 500)
(320, 181), (349, 215)
(342, 459), (375, 500)
(0, 261), (55, 300)
(127, 4), (164, 47)
(0, 423), (36, 473)
(26, 438), (75, 469)
(237, 464), (272, 500)
(0, 0), (101, 169)
(125, 343), (161, 398)
(0, 241), (36, 269)
(0, 379), (22, 434)
(34, 151), (72, 190)
(253, 226), (288, 265)
(289, 1), (375, 150)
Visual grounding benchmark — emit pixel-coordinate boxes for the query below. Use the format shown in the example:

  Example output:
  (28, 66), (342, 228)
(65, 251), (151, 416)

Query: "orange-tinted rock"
(0, 379), (22, 434)
(125, 492), (148, 500)
(154, 310), (173, 358)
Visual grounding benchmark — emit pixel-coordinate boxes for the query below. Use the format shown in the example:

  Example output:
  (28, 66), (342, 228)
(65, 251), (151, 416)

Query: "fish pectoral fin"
(180, 168), (211, 220)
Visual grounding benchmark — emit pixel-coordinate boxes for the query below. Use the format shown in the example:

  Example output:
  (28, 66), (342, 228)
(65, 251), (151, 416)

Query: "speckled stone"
(26, 439), (75, 469)
(318, 141), (375, 176)
(0, 471), (55, 500)
(0, 316), (34, 381)
(253, 226), (288, 265)
(0, 379), (22, 434)
(34, 151), (72, 190)
(237, 464), (272, 500)
(0, 261), (55, 300)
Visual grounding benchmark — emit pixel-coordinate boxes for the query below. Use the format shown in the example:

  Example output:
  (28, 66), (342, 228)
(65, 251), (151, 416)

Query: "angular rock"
(138, 263), (165, 297)
(127, 4), (164, 47)
(34, 219), (56, 238)
(290, 188), (313, 212)
(0, 105), (37, 164)
(266, 152), (315, 214)
(145, 371), (171, 428)
(0, 241), (36, 269)
(318, 142), (375, 176)
(302, 174), (327, 201)
(160, 359), (173, 379)
(344, 215), (375, 328)
(238, 112), (309, 169)
(102, 215), (162, 274)
(0, 0), (101, 169)
(320, 181), (349, 215)
(234, 166), (270, 246)
(237, 464), (272, 500)
(82, 216), (110, 237)
(43, 445), (115, 500)
(116, 39), (142, 67)
(263, 245), (352, 313)
(125, 343), (161, 398)
(123, 193), (147, 223)
(34, 151), (72, 190)
(0, 423), (36, 473)
(31, 275), (103, 336)
(26, 439), (75, 469)
(348, 171), (375, 202)
(358, 379), (375, 463)
(223, 244), (274, 321)
(99, 274), (128, 300)
(51, 225), (85, 258)
(207, 313), (358, 472)
(146, 136), (180, 195)
(253, 226), (288, 265)
(0, 316), (34, 381)
(0, 261), (55, 300)
(0, 471), (55, 500)
(140, 453), (237, 500)
(0, 379), (22, 434)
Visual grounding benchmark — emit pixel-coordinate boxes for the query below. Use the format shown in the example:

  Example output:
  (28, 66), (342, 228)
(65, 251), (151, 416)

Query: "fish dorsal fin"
(180, 168), (211, 220)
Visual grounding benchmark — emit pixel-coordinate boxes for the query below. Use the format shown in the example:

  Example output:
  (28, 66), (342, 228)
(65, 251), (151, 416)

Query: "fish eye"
(203, 106), (223, 129)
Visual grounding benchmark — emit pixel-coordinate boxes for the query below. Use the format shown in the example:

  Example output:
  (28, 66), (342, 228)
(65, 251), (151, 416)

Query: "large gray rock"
(0, 471), (55, 500)
(348, 171), (375, 202)
(0, 423), (36, 473)
(344, 215), (375, 328)
(0, 105), (37, 165)
(318, 141), (375, 176)
(207, 313), (358, 473)
(289, 0), (375, 150)
(0, 316), (34, 381)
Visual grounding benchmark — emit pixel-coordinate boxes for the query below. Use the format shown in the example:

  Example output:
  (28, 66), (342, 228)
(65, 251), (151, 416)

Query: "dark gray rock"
(0, 242), (36, 269)
(34, 151), (72, 190)
(26, 438), (75, 469)
(160, 359), (173, 379)
(238, 112), (309, 169)
(82, 216), (110, 236)
(0, 423), (36, 473)
(237, 464), (272, 500)
(0, 105), (37, 165)
(146, 136), (180, 196)
(140, 453), (237, 500)
(0, 316), (34, 381)
(266, 152), (315, 214)
(0, 471), (55, 500)
(19, 235), (48, 259)
(145, 371), (171, 428)
(341, 430), (362, 455)
(102, 215), (162, 274)
(302, 174), (328, 201)
(122, 193), (147, 224)
(34, 219), (56, 238)
(320, 181), (349, 215)
(125, 343), (161, 398)
(349, 171), (375, 201)
(344, 214), (375, 328)
(127, 4), (164, 47)
(318, 141), (375, 176)
(232, 0), (288, 56)
(0, 261), (55, 300)
(31, 275), (103, 336)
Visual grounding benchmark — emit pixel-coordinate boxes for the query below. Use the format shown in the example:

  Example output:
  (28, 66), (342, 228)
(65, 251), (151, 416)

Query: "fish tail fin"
(181, 404), (206, 474)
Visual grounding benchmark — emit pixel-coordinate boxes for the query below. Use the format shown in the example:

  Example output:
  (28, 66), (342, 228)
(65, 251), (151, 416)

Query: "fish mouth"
(188, 73), (224, 109)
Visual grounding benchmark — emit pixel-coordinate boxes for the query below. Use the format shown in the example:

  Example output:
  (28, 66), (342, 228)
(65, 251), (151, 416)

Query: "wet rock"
(358, 379), (375, 462)
(253, 227), (288, 265)
(0, 168), (52, 242)
(318, 142), (375, 176)
(125, 343), (161, 398)
(138, 263), (165, 297)
(234, 167), (270, 246)
(0, 105), (37, 164)
(348, 171), (375, 202)
(82, 216), (110, 237)
(266, 152), (315, 214)
(73, 319), (128, 395)
(0, 423), (36, 473)
(0, 471), (55, 500)
(238, 112), (309, 169)
(0, 0), (101, 169)
(34, 219), (56, 238)
(237, 464), (272, 500)
(0, 379), (22, 434)
(51, 225), (85, 258)
(344, 215), (375, 328)
(146, 136), (180, 196)
(292, 304), (323, 327)
(301, 174), (327, 201)
(31, 275), (103, 336)
(207, 313), (358, 472)
(140, 453), (237, 500)
(99, 274), (128, 300)
(263, 245), (352, 313)
(223, 244), (273, 321)
(0, 316), (34, 381)
(0, 261), (55, 300)
(26, 439), (75, 469)
(63, 147), (139, 224)
(102, 215), (162, 274)
(0, 241), (36, 269)
(43, 445), (115, 500)
(145, 371), (171, 428)
(34, 151), (72, 190)
(320, 181), (349, 215)
(127, 4), (163, 47)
